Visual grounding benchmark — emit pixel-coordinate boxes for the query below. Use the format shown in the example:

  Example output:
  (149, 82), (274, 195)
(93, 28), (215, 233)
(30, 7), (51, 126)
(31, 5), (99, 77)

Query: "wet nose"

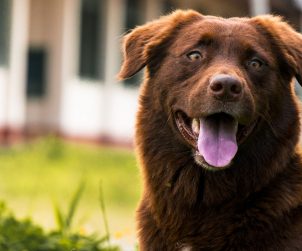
(209, 74), (242, 101)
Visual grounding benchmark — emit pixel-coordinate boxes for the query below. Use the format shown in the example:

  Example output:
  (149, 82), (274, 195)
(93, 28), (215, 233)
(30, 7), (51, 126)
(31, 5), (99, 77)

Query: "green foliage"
(0, 137), (140, 249)
(99, 182), (110, 246)
(54, 181), (86, 235)
(0, 202), (119, 251)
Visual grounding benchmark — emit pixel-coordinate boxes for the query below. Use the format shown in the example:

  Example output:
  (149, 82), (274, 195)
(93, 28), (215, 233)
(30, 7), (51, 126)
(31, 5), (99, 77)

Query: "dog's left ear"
(250, 15), (302, 85)
(118, 10), (202, 80)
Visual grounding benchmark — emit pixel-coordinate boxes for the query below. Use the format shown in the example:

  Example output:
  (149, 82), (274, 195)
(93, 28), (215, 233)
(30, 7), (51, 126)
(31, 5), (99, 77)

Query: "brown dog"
(119, 10), (302, 250)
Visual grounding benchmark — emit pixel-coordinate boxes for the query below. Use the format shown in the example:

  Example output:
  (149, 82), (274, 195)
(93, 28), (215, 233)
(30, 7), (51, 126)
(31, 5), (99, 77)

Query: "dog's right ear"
(117, 10), (202, 80)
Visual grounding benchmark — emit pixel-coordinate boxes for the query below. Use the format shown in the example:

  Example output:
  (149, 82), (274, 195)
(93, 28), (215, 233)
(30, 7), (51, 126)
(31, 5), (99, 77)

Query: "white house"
(0, 0), (301, 145)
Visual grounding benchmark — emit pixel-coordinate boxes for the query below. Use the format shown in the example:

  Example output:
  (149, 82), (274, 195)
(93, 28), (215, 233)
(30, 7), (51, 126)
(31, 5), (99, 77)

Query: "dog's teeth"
(191, 118), (200, 134)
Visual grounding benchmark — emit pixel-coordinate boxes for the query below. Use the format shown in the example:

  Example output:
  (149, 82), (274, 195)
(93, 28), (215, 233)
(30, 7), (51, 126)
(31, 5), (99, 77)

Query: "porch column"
(7, 0), (30, 135)
(249, 0), (270, 16)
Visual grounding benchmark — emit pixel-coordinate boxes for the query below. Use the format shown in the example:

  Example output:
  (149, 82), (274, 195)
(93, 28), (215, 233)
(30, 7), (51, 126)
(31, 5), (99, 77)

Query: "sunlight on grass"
(0, 137), (140, 244)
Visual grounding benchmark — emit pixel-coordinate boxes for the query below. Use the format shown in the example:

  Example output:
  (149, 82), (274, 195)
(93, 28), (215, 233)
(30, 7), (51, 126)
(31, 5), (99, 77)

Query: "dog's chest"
(169, 205), (302, 251)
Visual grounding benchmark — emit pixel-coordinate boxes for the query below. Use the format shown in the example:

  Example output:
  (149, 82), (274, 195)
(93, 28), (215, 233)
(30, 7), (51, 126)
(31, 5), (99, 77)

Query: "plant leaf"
(65, 181), (85, 231)
(53, 201), (65, 233)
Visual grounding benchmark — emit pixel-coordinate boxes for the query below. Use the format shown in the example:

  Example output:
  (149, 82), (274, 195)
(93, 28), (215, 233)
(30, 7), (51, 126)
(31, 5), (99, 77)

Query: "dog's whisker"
(164, 111), (173, 128)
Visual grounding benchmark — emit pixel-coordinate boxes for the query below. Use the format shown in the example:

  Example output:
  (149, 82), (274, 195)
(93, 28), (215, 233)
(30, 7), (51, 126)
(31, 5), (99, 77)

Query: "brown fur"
(119, 10), (302, 250)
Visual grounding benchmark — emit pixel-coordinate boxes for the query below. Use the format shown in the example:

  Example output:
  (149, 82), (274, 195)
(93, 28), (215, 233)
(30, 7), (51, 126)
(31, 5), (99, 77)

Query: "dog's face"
(119, 10), (302, 171)
(157, 18), (276, 170)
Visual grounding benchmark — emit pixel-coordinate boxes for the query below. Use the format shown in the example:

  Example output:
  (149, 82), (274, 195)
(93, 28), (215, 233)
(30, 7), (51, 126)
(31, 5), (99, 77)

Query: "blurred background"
(0, 0), (302, 250)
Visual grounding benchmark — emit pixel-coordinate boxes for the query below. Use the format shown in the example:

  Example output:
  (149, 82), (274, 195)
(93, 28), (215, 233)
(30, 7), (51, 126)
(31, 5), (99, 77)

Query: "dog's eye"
(247, 58), (263, 70)
(187, 51), (202, 61)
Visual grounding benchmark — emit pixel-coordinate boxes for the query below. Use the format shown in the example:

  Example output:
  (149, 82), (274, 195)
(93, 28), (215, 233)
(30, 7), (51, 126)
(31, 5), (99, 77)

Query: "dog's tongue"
(197, 115), (238, 168)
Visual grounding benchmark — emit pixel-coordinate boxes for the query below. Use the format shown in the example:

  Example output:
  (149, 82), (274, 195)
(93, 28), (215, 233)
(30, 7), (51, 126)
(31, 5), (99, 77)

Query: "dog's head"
(118, 10), (302, 171)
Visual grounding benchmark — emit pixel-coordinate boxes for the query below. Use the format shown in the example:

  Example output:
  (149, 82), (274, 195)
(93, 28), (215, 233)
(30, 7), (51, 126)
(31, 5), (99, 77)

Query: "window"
(78, 0), (106, 80)
(0, 0), (11, 66)
(125, 0), (144, 32)
(270, 0), (300, 30)
(162, 0), (177, 14)
(124, 0), (145, 86)
(26, 48), (47, 97)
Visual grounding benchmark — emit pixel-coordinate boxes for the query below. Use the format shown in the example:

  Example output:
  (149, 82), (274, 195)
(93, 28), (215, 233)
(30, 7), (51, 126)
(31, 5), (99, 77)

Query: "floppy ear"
(250, 15), (302, 85)
(118, 10), (202, 80)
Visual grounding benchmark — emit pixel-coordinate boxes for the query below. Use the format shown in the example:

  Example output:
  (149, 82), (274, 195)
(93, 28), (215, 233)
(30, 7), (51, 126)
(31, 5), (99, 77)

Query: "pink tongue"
(197, 115), (238, 168)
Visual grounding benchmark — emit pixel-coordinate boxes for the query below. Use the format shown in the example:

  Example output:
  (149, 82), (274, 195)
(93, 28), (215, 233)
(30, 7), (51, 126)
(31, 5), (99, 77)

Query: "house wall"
(26, 0), (65, 133)
(59, 0), (144, 143)
(59, 0), (107, 140)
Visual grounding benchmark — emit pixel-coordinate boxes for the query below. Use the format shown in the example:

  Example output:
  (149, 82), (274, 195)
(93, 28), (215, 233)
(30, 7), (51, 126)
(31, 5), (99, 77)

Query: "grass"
(0, 137), (140, 244)
(0, 199), (120, 251)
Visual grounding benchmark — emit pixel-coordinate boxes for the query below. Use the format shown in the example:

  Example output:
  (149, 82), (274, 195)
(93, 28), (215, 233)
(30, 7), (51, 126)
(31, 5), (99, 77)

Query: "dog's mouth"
(175, 111), (257, 170)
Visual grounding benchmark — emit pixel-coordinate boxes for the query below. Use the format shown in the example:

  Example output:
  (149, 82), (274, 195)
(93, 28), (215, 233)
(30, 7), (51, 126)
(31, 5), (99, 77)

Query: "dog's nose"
(209, 74), (242, 101)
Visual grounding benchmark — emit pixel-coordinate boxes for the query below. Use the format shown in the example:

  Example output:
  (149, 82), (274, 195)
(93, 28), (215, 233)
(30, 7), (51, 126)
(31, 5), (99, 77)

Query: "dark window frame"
(0, 0), (11, 67)
(26, 47), (47, 98)
(123, 0), (145, 87)
(78, 0), (107, 81)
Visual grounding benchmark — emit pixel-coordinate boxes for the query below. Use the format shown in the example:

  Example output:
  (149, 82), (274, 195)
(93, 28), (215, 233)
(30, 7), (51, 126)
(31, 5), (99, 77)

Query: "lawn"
(0, 137), (141, 247)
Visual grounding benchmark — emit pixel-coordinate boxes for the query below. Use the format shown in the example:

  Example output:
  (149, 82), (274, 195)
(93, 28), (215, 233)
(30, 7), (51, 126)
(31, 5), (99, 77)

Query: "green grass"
(0, 137), (140, 241)
(0, 201), (120, 251)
